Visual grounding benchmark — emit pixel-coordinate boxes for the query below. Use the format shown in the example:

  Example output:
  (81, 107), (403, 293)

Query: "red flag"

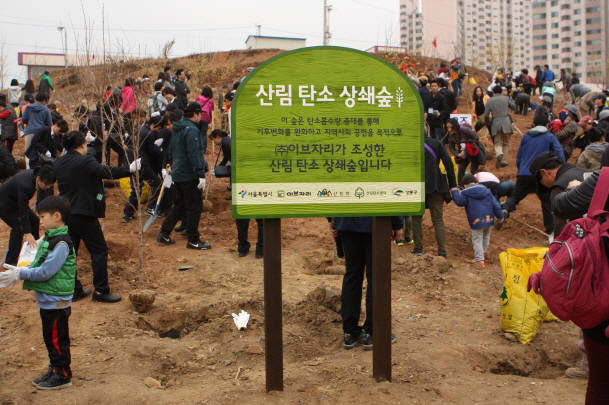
(432, 38), (438, 48)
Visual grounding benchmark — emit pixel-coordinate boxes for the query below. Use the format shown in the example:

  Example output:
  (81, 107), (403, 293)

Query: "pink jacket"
(120, 86), (136, 113)
(195, 95), (214, 123)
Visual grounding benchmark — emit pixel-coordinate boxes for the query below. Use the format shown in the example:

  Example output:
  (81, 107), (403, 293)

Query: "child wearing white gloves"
(0, 196), (76, 390)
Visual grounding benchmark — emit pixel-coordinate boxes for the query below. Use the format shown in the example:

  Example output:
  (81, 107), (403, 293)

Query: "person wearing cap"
(474, 169), (515, 202)
(576, 128), (607, 170)
(498, 115), (564, 235)
(529, 151), (592, 237)
(484, 85), (514, 168)
(598, 109), (609, 136)
(574, 115), (596, 151)
(593, 94), (608, 120)
(534, 95), (555, 127)
(554, 105), (580, 160)
(38, 71), (54, 97)
(157, 101), (211, 250)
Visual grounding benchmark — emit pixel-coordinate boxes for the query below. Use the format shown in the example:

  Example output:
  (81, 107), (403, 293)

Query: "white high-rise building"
(400, 0), (533, 72)
(458, 0), (533, 72)
(532, 0), (609, 84)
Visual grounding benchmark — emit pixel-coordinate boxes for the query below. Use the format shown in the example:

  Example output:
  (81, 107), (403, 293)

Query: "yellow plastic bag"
(119, 177), (151, 203)
(499, 247), (556, 344)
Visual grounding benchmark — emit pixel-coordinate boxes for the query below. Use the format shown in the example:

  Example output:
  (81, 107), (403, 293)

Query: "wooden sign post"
(232, 46), (424, 391)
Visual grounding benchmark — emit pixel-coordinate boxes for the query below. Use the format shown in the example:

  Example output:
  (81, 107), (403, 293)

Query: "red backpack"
(540, 168), (609, 329)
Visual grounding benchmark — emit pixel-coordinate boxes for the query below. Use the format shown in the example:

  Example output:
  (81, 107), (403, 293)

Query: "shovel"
(144, 165), (170, 232)
(203, 151), (223, 211)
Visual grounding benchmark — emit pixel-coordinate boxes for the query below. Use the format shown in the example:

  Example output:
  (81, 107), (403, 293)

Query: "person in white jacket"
(8, 79), (21, 108)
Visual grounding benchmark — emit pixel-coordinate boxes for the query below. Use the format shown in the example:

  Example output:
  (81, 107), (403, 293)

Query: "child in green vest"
(0, 196), (76, 390)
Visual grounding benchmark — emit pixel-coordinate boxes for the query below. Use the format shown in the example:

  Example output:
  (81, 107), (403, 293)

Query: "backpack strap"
(424, 142), (439, 162)
(588, 168), (609, 214)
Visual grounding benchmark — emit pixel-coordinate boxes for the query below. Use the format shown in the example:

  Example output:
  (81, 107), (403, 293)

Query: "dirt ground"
(0, 71), (588, 403)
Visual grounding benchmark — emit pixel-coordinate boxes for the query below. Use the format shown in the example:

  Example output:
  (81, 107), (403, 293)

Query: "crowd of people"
(0, 58), (608, 401)
(0, 66), (250, 388)
(407, 61), (609, 403)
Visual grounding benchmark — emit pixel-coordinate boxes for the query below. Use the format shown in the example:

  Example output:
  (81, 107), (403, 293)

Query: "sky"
(0, 0), (401, 87)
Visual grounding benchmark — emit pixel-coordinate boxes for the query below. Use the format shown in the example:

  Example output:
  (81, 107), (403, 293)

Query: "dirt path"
(0, 89), (588, 404)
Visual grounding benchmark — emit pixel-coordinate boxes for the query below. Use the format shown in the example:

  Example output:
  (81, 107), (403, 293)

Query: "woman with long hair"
(446, 118), (486, 185)
(471, 86), (489, 132)
(19, 79), (36, 111)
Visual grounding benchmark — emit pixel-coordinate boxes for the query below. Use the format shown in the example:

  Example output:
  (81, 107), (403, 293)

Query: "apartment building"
(458, 0), (532, 72)
(399, 0), (458, 61)
(532, 0), (609, 84)
(400, 0), (532, 71)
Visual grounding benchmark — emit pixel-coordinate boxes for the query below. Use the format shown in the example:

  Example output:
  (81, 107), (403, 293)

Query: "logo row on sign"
(255, 85), (405, 108)
(233, 182), (424, 205)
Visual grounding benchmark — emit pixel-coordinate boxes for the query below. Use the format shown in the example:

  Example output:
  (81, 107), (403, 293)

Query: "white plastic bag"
(17, 239), (41, 268)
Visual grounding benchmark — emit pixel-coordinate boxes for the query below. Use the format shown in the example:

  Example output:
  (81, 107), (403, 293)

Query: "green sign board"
(232, 46), (424, 219)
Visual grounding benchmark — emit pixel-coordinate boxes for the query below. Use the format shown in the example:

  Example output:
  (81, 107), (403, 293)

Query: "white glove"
(162, 174), (173, 188)
(124, 132), (131, 141)
(154, 138), (164, 147)
(85, 131), (96, 143)
(231, 310), (250, 330)
(197, 177), (206, 190)
(44, 151), (52, 158)
(0, 264), (20, 288)
(210, 170), (215, 176)
(129, 158), (142, 173)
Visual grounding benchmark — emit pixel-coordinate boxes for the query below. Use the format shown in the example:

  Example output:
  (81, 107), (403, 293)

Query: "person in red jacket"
(119, 78), (136, 136)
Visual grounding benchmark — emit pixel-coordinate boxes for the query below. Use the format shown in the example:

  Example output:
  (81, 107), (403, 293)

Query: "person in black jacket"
(210, 129), (232, 199)
(438, 78), (457, 113)
(417, 76), (432, 112)
(122, 114), (165, 222)
(426, 80), (449, 141)
(54, 131), (140, 303)
(27, 119), (69, 205)
(412, 136), (457, 257)
(173, 69), (190, 109)
(0, 143), (18, 181)
(529, 152), (592, 238)
(332, 216), (403, 349)
(0, 165), (55, 265)
(100, 98), (127, 166)
(446, 119), (486, 185)
(74, 105), (109, 164)
(0, 98), (18, 154)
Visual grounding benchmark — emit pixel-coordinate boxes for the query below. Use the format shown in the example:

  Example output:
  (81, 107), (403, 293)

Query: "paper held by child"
(17, 239), (43, 267)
